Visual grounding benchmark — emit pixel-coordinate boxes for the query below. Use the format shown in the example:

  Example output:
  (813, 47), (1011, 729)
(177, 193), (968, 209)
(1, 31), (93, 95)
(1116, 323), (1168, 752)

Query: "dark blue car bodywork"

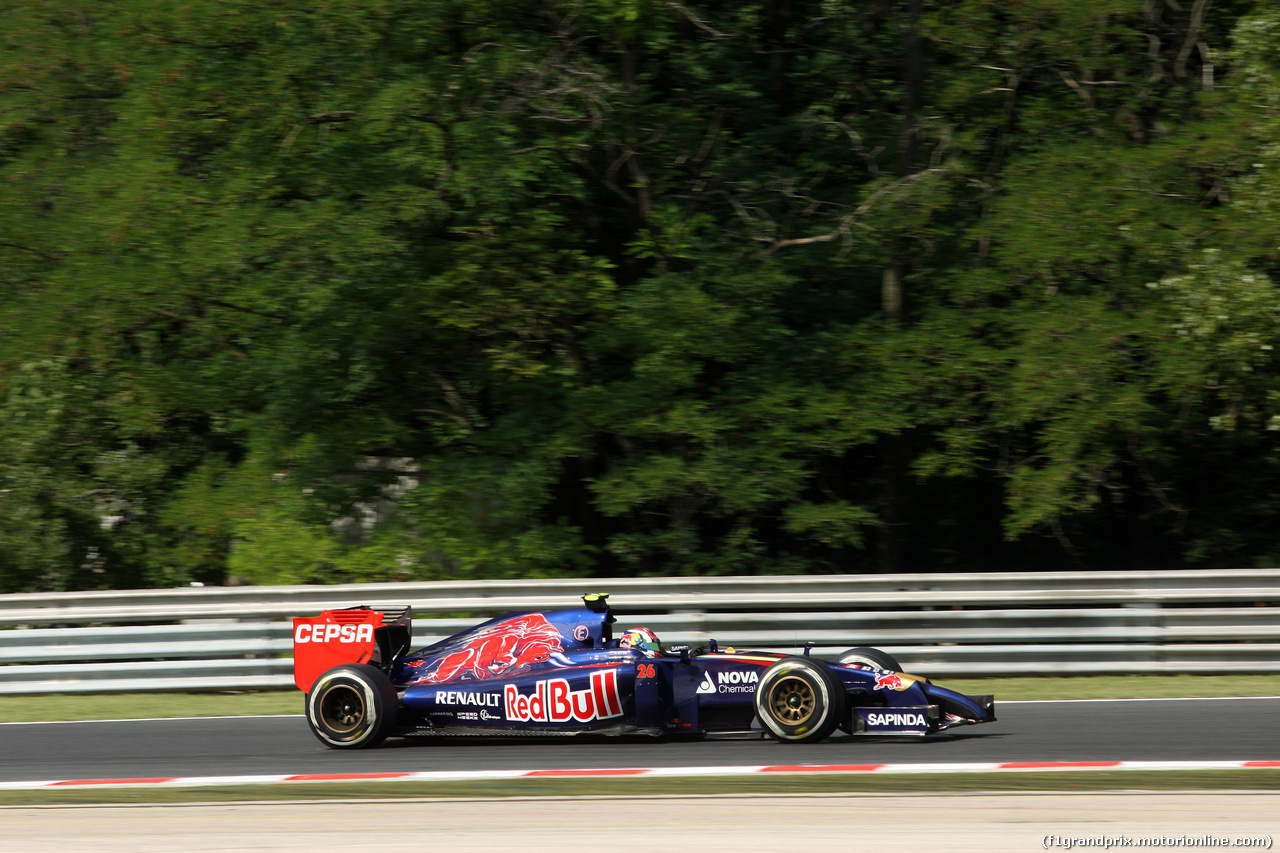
(295, 595), (996, 748)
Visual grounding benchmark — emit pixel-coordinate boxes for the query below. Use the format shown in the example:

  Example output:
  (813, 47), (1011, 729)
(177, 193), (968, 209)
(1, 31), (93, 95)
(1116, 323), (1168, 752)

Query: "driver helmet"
(619, 627), (662, 656)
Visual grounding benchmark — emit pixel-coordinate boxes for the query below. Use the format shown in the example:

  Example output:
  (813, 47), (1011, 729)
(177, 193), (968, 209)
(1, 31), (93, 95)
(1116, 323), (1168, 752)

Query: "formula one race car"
(292, 593), (996, 749)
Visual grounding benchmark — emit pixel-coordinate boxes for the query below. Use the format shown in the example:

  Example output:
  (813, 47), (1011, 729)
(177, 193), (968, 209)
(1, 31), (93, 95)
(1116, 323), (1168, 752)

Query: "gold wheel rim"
(318, 683), (366, 734)
(768, 675), (815, 725)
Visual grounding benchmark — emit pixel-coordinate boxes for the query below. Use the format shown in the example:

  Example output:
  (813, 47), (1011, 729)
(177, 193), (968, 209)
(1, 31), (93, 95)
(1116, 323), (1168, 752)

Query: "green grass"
(1, 675), (1277, 724)
(0, 690), (302, 723)
(0, 770), (1277, 806)
(942, 674), (1280, 701)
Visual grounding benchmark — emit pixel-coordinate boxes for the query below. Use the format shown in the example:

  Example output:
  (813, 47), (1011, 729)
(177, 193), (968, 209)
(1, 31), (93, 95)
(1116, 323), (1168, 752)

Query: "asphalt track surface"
(3, 697), (1278, 783)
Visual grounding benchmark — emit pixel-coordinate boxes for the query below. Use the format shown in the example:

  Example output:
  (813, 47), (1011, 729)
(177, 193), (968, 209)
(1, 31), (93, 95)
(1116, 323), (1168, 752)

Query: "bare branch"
(151, 36), (259, 52)
(1144, 33), (1166, 85)
(1174, 0), (1209, 80)
(204, 298), (289, 321)
(309, 111), (355, 124)
(1058, 72), (1094, 108)
(765, 232), (840, 252)
(764, 168), (947, 256)
(664, 1), (733, 40)
(692, 108), (723, 166)
(459, 42), (529, 65)
(426, 370), (477, 432)
(1128, 435), (1187, 519)
(1197, 41), (1214, 89)
(0, 242), (61, 263)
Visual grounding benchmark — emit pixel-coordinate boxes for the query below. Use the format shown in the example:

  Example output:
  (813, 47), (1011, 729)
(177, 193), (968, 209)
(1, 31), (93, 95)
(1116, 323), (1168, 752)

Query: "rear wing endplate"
(292, 606), (412, 693)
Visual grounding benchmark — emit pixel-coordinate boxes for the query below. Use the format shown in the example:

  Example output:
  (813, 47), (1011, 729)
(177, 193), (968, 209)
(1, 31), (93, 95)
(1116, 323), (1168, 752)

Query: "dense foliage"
(2, 0), (1279, 591)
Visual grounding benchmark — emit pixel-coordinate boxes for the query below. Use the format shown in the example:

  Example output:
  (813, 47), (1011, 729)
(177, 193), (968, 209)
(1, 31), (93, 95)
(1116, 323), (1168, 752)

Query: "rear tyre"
(754, 657), (845, 744)
(305, 663), (398, 749)
(838, 647), (902, 672)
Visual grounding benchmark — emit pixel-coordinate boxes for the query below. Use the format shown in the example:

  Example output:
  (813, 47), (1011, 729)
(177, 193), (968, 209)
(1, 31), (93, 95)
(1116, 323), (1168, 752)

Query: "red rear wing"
(293, 608), (387, 693)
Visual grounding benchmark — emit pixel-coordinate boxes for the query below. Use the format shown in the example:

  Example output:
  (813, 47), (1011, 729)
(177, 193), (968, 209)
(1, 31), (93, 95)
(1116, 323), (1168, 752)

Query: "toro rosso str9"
(292, 593), (995, 749)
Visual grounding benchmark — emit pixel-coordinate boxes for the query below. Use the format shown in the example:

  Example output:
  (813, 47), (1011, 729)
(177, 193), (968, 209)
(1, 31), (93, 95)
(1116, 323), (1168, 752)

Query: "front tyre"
(754, 657), (845, 744)
(838, 647), (903, 672)
(305, 663), (398, 749)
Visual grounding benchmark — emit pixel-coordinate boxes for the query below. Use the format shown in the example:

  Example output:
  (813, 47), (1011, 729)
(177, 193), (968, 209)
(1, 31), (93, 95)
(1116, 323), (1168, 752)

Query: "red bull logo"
(415, 613), (564, 684)
(875, 672), (907, 691)
(503, 671), (624, 723)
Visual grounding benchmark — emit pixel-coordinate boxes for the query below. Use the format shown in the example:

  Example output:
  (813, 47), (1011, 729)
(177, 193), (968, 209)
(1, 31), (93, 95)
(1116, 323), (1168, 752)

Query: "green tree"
(2, 0), (1279, 591)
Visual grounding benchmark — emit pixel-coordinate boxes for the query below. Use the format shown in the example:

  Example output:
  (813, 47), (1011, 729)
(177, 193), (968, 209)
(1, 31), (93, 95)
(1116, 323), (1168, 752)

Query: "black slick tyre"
(754, 657), (845, 744)
(837, 646), (902, 672)
(305, 663), (399, 749)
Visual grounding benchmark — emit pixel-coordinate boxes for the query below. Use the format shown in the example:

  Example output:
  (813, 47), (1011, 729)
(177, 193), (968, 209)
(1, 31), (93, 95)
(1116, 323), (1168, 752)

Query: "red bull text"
(503, 671), (623, 724)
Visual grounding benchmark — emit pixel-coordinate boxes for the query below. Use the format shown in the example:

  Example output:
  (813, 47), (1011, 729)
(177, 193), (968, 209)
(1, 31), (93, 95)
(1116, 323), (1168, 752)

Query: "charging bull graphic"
(413, 613), (565, 684)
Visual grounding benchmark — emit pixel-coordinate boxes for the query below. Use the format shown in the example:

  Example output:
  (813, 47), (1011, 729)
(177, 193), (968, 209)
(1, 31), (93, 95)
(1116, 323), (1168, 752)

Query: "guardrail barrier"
(1, 569), (1277, 693)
